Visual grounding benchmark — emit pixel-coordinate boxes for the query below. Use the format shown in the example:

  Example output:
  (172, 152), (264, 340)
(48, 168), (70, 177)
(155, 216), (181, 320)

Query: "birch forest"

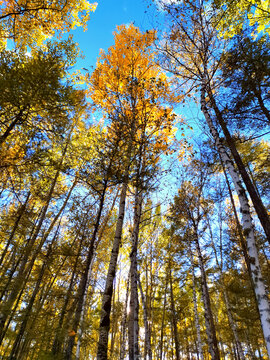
(0, 0), (270, 359)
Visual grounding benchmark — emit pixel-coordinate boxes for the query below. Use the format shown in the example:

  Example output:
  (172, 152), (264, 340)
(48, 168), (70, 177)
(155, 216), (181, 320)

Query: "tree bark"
(138, 275), (152, 360)
(194, 232), (220, 360)
(169, 267), (180, 360)
(128, 188), (143, 360)
(159, 276), (168, 360)
(65, 179), (108, 360)
(0, 191), (31, 270)
(201, 84), (270, 357)
(206, 83), (270, 245)
(97, 178), (128, 360)
(120, 275), (130, 360)
(189, 242), (204, 360)
(0, 108), (27, 146)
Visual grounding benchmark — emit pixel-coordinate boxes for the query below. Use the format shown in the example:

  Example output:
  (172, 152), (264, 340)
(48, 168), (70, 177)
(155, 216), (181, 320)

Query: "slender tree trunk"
(129, 188), (143, 360)
(201, 83), (270, 357)
(97, 178), (128, 360)
(0, 204), (40, 303)
(8, 233), (58, 359)
(0, 191), (31, 269)
(0, 108), (27, 146)
(169, 267), (180, 360)
(194, 232), (220, 360)
(219, 155), (253, 279)
(0, 166), (62, 345)
(223, 289), (245, 360)
(207, 212), (246, 360)
(120, 275), (130, 360)
(159, 276), (168, 360)
(253, 86), (270, 124)
(65, 180), (108, 360)
(109, 279), (117, 358)
(189, 242), (204, 360)
(138, 275), (152, 360)
(52, 231), (84, 356)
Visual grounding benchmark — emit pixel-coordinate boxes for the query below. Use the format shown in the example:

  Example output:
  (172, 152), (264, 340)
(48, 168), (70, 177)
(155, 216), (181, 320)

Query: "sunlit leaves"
(213, 0), (270, 38)
(0, 0), (97, 50)
(88, 24), (179, 169)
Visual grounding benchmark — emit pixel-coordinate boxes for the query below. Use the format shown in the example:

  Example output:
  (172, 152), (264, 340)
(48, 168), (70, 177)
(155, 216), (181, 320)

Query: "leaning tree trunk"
(8, 230), (59, 360)
(0, 167), (62, 345)
(201, 83), (270, 357)
(206, 81), (270, 245)
(97, 178), (129, 360)
(0, 107), (27, 146)
(0, 191), (31, 270)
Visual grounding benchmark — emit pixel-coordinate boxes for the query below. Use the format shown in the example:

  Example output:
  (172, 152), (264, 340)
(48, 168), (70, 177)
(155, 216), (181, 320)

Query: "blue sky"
(72, 0), (159, 68)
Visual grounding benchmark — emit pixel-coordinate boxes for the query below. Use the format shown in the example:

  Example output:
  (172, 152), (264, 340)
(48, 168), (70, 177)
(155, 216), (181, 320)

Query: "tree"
(213, 0), (270, 38)
(0, 39), (85, 148)
(88, 24), (177, 360)
(221, 34), (270, 127)
(0, 0), (97, 50)
(170, 177), (220, 360)
(157, 0), (270, 353)
(158, 0), (270, 245)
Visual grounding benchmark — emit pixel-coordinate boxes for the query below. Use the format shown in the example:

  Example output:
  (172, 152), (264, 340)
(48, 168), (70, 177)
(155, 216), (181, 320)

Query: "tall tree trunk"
(128, 188), (143, 360)
(52, 230), (84, 357)
(207, 212), (246, 360)
(201, 83), (270, 357)
(193, 232), (220, 360)
(189, 242), (204, 360)
(159, 276), (168, 360)
(8, 228), (59, 360)
(219, 155), (253, 279)
(252, 85), (270, 124)
(169, 266), (180, 360)
(206, 82), (270, 244)
(0, 166), (62, 345)
(120, 275), (130, 360)
(97, 178), (128, 360)
(138, 275), (152, 360)
(65, 179), (108, 360)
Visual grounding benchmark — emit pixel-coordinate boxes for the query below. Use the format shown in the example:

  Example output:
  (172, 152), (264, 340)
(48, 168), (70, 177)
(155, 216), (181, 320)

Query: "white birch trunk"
(201, 83), (270, 357)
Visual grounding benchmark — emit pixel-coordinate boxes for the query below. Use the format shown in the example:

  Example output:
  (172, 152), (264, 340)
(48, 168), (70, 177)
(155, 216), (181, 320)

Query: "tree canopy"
(0, 1), (269, 359)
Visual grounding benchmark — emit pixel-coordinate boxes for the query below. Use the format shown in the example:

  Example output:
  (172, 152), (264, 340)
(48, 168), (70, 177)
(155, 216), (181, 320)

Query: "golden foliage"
(0, 0), (97, 50)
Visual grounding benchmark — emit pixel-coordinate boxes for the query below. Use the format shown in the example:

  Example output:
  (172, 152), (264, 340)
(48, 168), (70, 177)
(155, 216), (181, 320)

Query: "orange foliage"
(88, 24), (180, 159)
